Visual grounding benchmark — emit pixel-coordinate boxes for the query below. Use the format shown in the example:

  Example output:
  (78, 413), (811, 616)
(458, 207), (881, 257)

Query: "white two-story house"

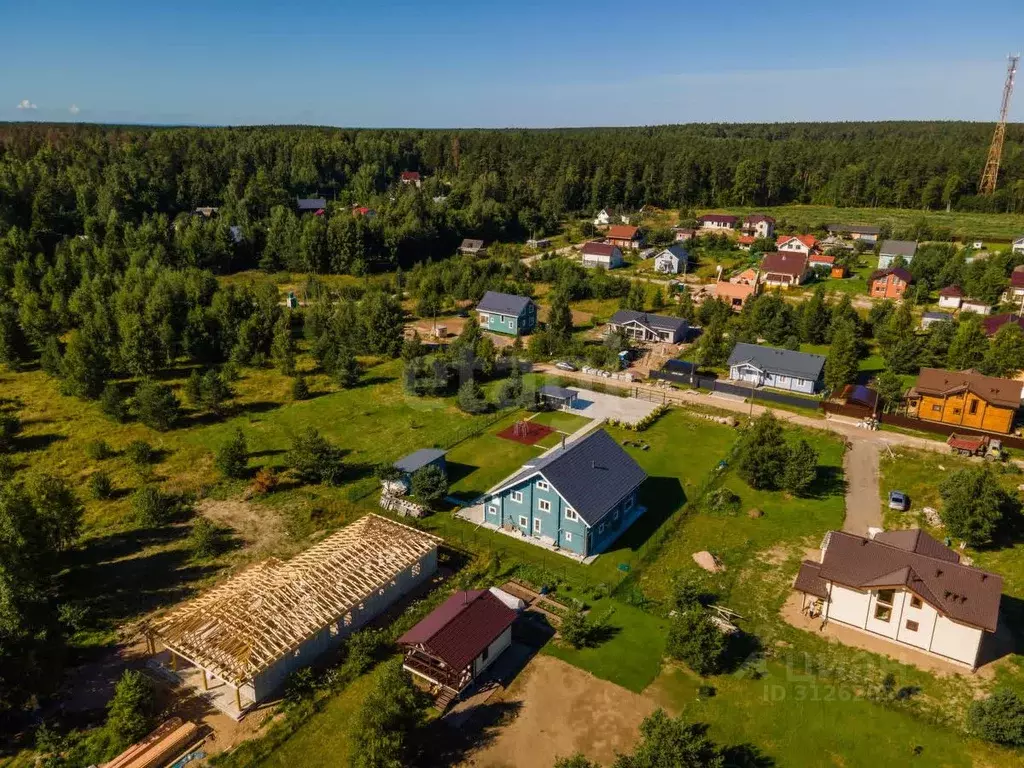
(794, 529), (1002, 670)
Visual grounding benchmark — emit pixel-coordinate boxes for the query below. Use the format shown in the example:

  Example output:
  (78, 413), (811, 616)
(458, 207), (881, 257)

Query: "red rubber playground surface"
(496, 420), (554, 445)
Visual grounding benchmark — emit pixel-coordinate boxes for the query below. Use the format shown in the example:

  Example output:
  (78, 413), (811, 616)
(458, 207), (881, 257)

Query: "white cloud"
(68, 104), (80, 115)
(16, 99), (37, 110)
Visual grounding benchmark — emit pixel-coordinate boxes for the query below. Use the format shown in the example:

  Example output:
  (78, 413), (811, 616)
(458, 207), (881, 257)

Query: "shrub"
(131, 485), (176, 526)
(939, 466), (1020, 546)
(0, 454), (15, 483)
(85, 439), (114, 461)
(125, 440), (155, 467)
(348, 659), (425, 768)
(704, 487), (741, 516)
(134, 380), (181, 431)
(250, 467), (279, 495)
(410, 464), (448, 507)
(969, 689), (1024, 746)
(287, 428), (344, 485)
(188, 517), (223, 559)
(99, 383), (128, 423)
(666, 608), (726, 676)
(558, 605), (614, 649)
(783, 438), (819, 495)
(292, 375), (310, 400)
(736, 413), (789, 490)
(89, 471), (114, 500)
(215, 429), (249, 479)
(0, 411), (21, 452)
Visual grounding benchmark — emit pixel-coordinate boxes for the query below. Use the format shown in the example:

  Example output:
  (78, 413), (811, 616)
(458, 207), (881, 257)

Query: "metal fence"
(646, 371), (822, 411)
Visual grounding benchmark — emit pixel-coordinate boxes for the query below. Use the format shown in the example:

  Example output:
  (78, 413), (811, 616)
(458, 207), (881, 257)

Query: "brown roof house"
(868, 267), (912, 300)
(1001, 265), (1024, 305)
(606, 225), (643, 250)
(906, 367), (1022, 434)
(399, 588), (521, 708)
(938, 285), (964, 310)
(794, 529), (1003, 669)
(759, 251), (809, 288)
(697, 213), (738, 231)
(581, 241), (624, 269)
(716, 268), (760, 310)
(983, 314), (1024, 337)
(741, 214), (776, 239)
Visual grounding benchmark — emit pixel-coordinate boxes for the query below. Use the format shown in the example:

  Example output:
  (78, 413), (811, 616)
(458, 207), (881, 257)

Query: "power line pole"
(979, 54), (1020, 195)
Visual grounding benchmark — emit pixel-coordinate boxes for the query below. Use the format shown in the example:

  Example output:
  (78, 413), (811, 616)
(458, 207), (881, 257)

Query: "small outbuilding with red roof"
(398, 588), (521, 705)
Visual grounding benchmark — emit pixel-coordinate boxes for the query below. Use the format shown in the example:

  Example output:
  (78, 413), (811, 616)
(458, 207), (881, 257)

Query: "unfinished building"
(144, 514), (441, 716)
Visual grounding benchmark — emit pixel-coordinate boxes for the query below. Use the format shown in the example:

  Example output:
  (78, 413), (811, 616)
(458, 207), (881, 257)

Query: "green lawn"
(528, 410), (592, 434)
(652, 664), (1016, 768)
(542, 597), (670, 692)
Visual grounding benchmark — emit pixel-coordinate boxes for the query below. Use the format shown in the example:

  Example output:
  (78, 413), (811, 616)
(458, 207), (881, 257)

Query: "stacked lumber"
(102, 718), (200, 768)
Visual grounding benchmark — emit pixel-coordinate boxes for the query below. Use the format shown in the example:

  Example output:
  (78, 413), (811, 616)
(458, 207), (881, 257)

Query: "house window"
(931, 404), (942, 413)
(969, 400), (979, 415)
(536, 480), (549, 491)
(565, 531), (573, 542)
(613, 508), (620, 521)
(538, 499), (551, 512)
(565, 508), (579, 522)
(487, 505), (498, 516)
(533, 518), (542, 533)
(598, 522), (605, 534)
(952, 408), (961, 415)
(910, 596), (922, 609)
(511, 491), (523, 503)
(874, 589), (895, 622)
(481, 645), (489, 662)
(518, 516), (528, 528)
(905, 620), (920, 632)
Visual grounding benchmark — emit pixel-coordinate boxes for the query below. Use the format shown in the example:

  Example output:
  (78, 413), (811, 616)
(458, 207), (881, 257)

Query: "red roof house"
(759, 251), (809, 288)
(776, 234), (819, 255)
(400, 171), (422, 185)
(606, 224), (643, 250)
(398, 589), (518, 703)
(983, 313), (1024, 337)
(868, 267), (912, 300)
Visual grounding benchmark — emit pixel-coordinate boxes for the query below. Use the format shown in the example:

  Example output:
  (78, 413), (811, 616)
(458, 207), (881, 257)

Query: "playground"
(496, 419), (555, 446)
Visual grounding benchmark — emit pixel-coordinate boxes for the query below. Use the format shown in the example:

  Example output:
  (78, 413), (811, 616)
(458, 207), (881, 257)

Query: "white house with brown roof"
(697, 213), (738, 231)
(776, 234), (818, 256)
(759, 251), (809, 288)
(794, 529), (1002, 669)
(581, 241), (623, 269)
(742, 214), (775, 239)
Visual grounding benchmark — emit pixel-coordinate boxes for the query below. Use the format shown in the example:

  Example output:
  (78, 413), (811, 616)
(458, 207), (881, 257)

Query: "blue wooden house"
(479, 430), (647, 558)
(475, 291), (537, 336)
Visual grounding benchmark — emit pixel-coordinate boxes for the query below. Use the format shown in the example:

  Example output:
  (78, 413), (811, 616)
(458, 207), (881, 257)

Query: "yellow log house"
(906, 368), (1022, 434)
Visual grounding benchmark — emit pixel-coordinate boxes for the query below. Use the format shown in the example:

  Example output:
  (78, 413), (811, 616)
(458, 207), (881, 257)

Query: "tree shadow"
(721, 743), (776, 767)
(602, 476), (685, 560)
(178, 400), (281, 429)
(17, 432), (67, 452)
(720, 631), (764, 675)
(445, 460), (480, 487)
(804, 464), (846, 500)
(249, 448), (286, 459)
(351, 375), (394, 389)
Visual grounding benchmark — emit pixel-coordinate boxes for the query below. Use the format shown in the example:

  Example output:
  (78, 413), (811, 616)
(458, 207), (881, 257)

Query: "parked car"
(555, 361), (577, 371)
(888, 491), (909, 511)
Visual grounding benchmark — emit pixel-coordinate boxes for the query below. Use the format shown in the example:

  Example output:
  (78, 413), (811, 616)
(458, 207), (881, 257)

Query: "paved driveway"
(563, 387), (660, 427)
(842, 439), (882, 535)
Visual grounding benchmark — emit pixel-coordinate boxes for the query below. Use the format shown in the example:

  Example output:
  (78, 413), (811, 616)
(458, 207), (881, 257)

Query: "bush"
(89, 471), (114, 500)
(558, 605), (614, 650)
(215, 429), (249, 479)
(287, 428), (344, 485)
(131, 485), (176, 526)
(85, 439), (114, 461)
(101, 670), (156, 756)
(970, 689), (1024, 746)
(348, 659), (425, 768)
(0, 411), (21, 452)
(99, 383), (128, 423)
(188, 517), (223, 559)
(783, 438), (819, 496)
(666, 608), (726, 676)
(736, 413), (789, 490)
(703, 487), (741, 516)
(134, 380), (181, 431)
(939, 466), (1020, 546)
(457, 378), (488, 414)
(292, 375), (310, 400)
(125, 440), (156, 467)
(250, 467), (279, 495)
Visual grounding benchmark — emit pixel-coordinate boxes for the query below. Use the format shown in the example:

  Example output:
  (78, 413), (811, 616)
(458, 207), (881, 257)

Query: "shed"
(539, 385), (577, 408)
(394, 448), (447, 478)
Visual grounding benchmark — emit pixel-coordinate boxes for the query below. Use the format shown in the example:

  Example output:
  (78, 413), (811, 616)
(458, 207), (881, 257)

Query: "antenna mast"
(979, 54), (1020, 195)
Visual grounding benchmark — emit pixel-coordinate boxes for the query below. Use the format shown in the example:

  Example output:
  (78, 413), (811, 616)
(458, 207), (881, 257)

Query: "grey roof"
(609, 310), (687, 334)
(476, 291), (533, 316)
(297, 197), (326, 210)
(727, 342), (826, 380)
(880, 239), (917, 257)
(394, 448), (446, 474)
(655, 244), (690, 263)
(460, 238), (485, 250)
(922, 311), (952, 321)
(826, 223), (880, 236)
(539, 385), (576, 400)
(491, 429), (647, 526)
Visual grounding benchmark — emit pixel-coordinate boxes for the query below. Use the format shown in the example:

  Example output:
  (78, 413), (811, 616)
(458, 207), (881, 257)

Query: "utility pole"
(979, 55), (1020, 195)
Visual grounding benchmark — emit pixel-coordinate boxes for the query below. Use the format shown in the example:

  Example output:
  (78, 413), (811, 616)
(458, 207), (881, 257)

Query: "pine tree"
(783, 439), (819, 496)
(737, 412), (789, 491)
(982, 323), (1024, 377)
(547, 290), (574, 345)
(824, 321), (859, 391)
(799, 286), (830, 344)
(215, 429), (249, 479)
(947, 317), (988, 370)
(334, 346), (360, 388)
(271, 313), (296, 375)
(60, 327), (110, 400)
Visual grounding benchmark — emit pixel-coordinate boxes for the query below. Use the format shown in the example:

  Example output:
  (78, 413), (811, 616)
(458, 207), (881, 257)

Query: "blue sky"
(3, 0), (1023, 127)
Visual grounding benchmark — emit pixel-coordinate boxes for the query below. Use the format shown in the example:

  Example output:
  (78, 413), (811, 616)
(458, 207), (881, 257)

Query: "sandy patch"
(461, 655), (656, 768)
(197, 498), (286, 557)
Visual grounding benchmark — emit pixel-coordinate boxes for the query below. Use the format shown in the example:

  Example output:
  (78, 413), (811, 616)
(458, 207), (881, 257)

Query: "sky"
(3, 0), (1024, 128)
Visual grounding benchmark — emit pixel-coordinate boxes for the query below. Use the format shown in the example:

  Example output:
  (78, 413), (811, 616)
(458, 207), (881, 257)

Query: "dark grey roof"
(826, 224), (880, 236)
(880, 239), (917, 256)
(476, 291), (533, 316)
(297, 197), (326, 210)
(727, 342), (826, 380)
(539, 385), (576, 400)
(923, 311), (952, 321)
(461, 238), (485, 250)
(394, 448), (446, 474)
(655, 244), (690, 262)
(492, 429), (647, 526)
(609, 310), (687, 334)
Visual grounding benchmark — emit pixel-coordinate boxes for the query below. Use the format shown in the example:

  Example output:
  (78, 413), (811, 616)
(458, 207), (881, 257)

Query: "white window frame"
(565, 508), (579, 522)
(536, 479), (549, 491)
(598, 522), (605, 534)
(564, 531), (573, 542)
(538, 499), (551, 513)
(487, 505), (497, 516)
(533, 518), (542, 533)
(511, 491), (523, 503)
(518, 515), (528, 528)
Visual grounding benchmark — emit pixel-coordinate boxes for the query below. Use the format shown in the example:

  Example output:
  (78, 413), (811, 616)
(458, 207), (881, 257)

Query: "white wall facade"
(471, 626), (513, 678)
(937, 295), (963, 309)
(778, 239), (811, 255)
(824, 581), (984, 667)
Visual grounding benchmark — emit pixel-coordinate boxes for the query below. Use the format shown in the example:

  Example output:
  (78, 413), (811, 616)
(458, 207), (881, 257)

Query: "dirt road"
(842, 440), (882, 535)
